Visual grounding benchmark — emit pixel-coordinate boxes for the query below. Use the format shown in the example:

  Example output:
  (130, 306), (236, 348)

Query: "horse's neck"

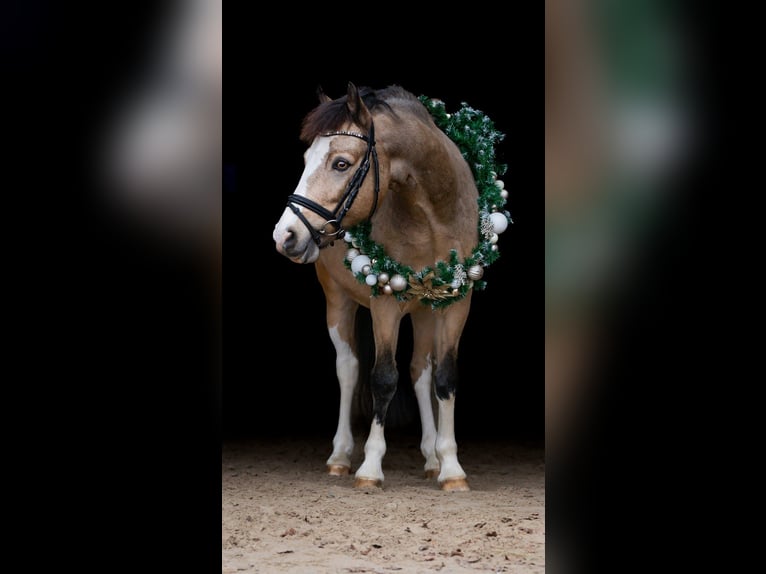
(385, 122), (476, 220)
(373, 118), (478, 264)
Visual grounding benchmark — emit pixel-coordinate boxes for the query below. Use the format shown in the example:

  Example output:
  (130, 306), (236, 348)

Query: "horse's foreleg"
(354, 303), (402, 488)
(326, 324), (358, 474)
(325, 303), (359, 476)
(353, 349), (397, 487)
(410, 310), (439, 478)
(434, 299), (472, 492)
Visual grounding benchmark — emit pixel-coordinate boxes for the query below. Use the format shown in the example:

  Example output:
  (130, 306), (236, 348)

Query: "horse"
(273, 83), (509, 491)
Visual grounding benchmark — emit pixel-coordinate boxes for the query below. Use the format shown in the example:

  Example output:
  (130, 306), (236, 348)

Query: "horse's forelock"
(299, 87), (393, 144)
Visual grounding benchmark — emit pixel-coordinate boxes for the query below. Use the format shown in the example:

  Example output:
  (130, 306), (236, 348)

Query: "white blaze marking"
(273, 137), (332, 244)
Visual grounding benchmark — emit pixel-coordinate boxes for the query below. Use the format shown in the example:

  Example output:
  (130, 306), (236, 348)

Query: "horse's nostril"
(282, 229), (297, 253)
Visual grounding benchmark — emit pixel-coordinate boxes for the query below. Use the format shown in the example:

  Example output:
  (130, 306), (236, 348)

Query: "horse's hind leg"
(323, 293), (360, 476)
(410, 309), (439, 478)
(434, 296), (472, 492)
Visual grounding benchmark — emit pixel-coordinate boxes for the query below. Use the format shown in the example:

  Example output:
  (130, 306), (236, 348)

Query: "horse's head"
(274, 82), (384, 264)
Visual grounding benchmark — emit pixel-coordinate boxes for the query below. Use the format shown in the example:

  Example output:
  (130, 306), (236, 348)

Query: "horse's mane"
(300, 85), (432, 144)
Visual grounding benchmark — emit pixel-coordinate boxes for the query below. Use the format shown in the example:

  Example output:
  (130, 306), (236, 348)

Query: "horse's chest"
(315, 247), (424, 313)
(315, 247), (374, 307)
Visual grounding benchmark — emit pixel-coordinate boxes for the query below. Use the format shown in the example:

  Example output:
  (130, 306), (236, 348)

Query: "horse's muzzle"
(274, 227), (319, 264)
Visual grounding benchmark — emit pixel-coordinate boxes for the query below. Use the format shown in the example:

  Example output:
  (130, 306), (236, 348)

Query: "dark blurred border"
(5, 2), (221, 571)
(545, 2), (735, 572)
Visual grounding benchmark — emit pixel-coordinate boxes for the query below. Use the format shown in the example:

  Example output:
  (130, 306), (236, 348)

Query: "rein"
(286, 122), (380, 248)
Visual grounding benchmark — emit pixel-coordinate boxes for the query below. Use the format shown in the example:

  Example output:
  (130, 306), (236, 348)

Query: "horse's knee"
(371, 350), (398, 424)
(434, 351), (459, 400)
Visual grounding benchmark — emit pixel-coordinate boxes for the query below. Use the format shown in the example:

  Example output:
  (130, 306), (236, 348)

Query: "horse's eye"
(333, 158), (350, 171)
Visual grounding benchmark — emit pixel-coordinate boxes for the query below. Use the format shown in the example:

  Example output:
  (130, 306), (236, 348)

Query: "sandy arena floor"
(222, 435), (545, 573)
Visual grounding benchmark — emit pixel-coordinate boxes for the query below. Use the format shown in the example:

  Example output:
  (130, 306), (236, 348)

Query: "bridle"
(286, 121), (380, 248)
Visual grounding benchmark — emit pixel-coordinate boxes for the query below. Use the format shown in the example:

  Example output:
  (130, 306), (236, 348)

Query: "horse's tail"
(352, 308), (419, 433)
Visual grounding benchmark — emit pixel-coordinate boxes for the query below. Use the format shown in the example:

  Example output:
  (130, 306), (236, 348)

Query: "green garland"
(342, 95), (511, 309)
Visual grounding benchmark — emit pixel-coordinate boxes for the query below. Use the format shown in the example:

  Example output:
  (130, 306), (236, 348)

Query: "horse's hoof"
(424, 469), (440, 479)
(327, 464), (351, 476)
(440, 477), (470, 492)
(354, 477), (382, 489)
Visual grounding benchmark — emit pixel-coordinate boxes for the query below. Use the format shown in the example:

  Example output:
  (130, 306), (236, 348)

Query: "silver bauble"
(389, 274), (407, 292)
(467, 265), (484, 280)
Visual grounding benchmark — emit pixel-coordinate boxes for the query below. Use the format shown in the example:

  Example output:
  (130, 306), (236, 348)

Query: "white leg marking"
(326, 325), (357, 469)
(413, 355), (439, 474)
(355, 421), (386, 483)
(435, 396), (467, 483)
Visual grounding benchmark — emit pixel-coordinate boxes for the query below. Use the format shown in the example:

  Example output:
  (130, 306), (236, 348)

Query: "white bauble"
(351, 255), (371, 274)
(490, 212), (508, 234)
(346, 248), (360, 261)
(365, 274), (378, 286)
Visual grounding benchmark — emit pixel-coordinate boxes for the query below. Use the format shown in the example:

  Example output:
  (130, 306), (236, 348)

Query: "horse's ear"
(316, 85), (331, 104)
(346, 82), (371, 129)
